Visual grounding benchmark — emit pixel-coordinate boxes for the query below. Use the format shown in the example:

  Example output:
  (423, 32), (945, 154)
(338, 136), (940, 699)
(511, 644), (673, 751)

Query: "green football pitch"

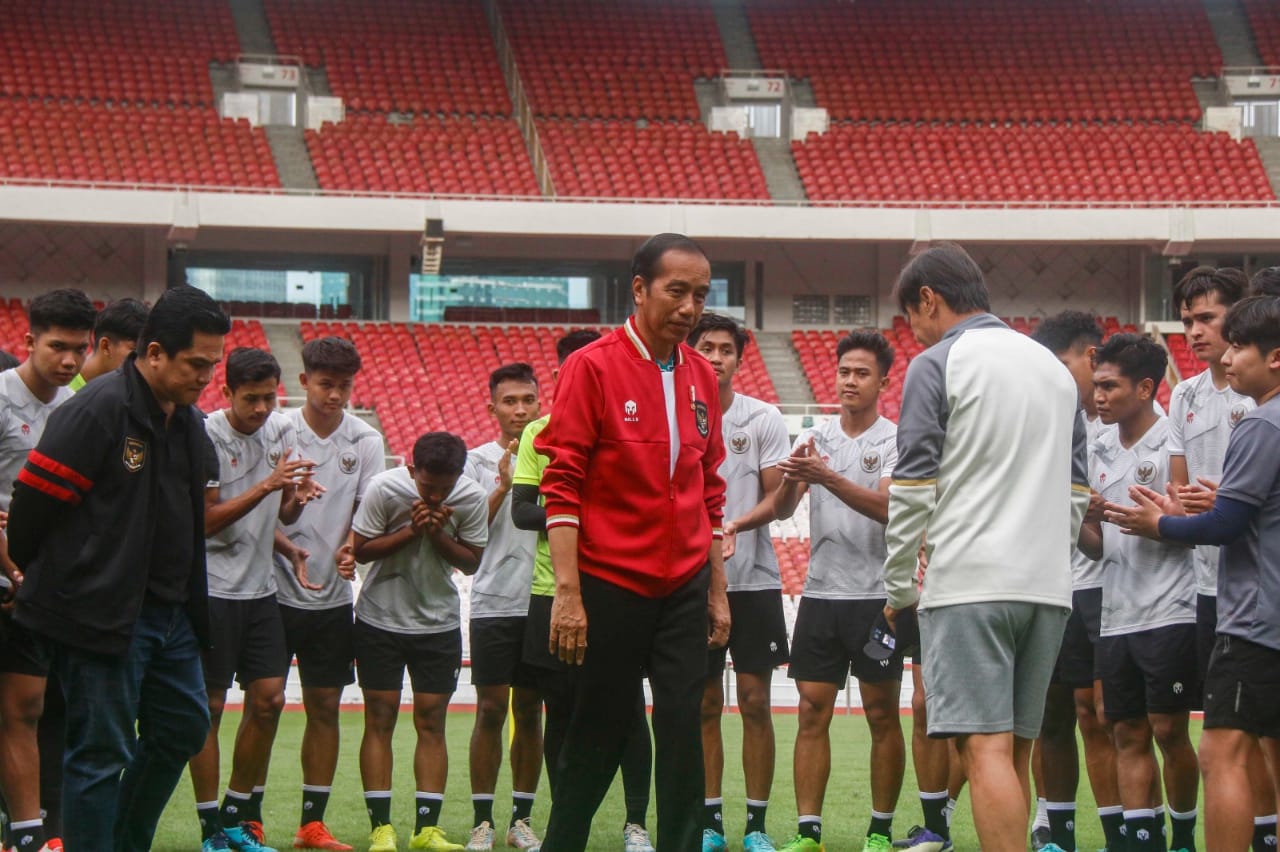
(153, 708), (1205, 851)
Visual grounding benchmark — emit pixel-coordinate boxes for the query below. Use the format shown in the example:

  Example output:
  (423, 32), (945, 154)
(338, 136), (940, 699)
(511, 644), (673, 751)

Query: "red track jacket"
(537, 317), (726, 597)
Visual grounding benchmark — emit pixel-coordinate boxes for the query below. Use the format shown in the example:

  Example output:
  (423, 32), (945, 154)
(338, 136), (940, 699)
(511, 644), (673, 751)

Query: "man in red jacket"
(536, 233), (731, 852)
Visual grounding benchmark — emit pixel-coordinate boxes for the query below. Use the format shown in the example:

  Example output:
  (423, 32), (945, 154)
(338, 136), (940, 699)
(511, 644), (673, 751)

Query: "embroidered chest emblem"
(694, 401), (709, 438)
(623, 400), (638, 422)
(1230, 405), (1248, 428)
(268, 449), (282, 466)
(20, 423), (29, 436)
(1135, 461), (1157, 486)
(123, 437), (147, 472)
(862, 451), (881, 473)
(340, 451), (358, 474)
(730, 431), (750, 454)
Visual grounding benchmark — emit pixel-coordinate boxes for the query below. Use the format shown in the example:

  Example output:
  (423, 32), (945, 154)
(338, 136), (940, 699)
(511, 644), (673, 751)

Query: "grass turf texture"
(154, 709), (1206, 851)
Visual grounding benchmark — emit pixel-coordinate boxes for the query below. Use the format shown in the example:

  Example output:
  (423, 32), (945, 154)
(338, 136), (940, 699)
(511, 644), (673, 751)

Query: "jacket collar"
(938, 312), (1006, 345)
(623, 316), (686, 366)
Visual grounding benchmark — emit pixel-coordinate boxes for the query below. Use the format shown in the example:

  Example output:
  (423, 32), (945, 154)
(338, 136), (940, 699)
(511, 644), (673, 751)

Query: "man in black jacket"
(7, 285), (231, 852)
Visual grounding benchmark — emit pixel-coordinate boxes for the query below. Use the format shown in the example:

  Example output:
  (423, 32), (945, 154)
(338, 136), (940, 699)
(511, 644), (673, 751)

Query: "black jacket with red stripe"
(7, 358), (213, 656)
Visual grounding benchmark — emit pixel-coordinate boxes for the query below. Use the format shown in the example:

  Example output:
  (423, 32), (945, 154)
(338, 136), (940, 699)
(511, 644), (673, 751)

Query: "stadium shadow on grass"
(155, 710), (1206, 851)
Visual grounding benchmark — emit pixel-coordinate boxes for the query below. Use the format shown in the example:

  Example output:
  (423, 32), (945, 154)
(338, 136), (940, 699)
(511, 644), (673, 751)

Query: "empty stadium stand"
(264, 0), (510, 116)
(305, 114), (539, 195)
(793, 124), (1274, 203)
(537, 120), (769, 200)
(499, 0), (724, 121)
(0, 298), (26, 357)
(1243, 0), (1280, 67)
(747, 0), (1220, 123)
(0, 100), (279, 187)
(0, 0), (239, 106)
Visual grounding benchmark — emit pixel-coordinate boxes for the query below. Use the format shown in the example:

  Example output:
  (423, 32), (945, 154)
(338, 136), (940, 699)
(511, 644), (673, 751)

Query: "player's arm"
(205, 449), (315, 536)
(352, 516), (423, 563)
(777, 437), (890, 523)
(727, 466), (784, 535)
(772, 438), (811, 520)
(1077, 518), (1103, 561)
(511, 421), (549, 531)
(700, 390), (729, 649)
(481, 440), (519, 525)
(729, 410), (789, 535)
(6, 403), (110, 574)
(883, 352), (948, 615)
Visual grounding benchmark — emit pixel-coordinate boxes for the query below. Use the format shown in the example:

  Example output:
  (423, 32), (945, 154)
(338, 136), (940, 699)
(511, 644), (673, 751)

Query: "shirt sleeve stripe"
(17, 468), (82, 505)
(546, 514), (579, 528)
(28, 450), (93, 491)
(891, 478), (938, 487)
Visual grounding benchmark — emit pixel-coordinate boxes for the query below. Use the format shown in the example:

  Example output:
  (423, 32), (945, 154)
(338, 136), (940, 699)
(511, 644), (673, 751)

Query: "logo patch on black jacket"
(123, 437), (147, 472)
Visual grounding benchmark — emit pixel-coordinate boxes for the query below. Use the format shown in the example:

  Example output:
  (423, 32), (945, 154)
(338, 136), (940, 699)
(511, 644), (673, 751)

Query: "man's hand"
(288, 545), (323, 591)
(776, 437), (831, 486)
(265, 450), (318, 493)
(1084, 489), (1107, 525)
(410, 502), (451, 536)
(498, 439), (518, 491)
(720, 521), (738, 561)
(1104, 483), (1184, 540)
(915, 540), (929, 578)
(549, 588), (589, 665)
(883, 601), (917, 634)
(336, 541), (357, 580)
(707, 585), (731, 649)
(0, 510), (6, 531)
(1176, 477), (1218, 515)
(292, 472), (326, 505)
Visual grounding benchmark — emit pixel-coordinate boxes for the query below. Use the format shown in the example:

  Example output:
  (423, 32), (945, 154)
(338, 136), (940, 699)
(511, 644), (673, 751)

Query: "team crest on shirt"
(1186, 411), (1195, 424)
(694, 401), (709, 437)
(1230, 404), (1248, 428)
(729, 431), (750, 454)
(339, 451), (358, 474)
(861, 451), (881, 473)
(1135, 461), (1157, 485)
(268, 449), (282, 466)
(123, 437), (147, 473)
(20, 423), (30, 436)
(624, 400), (639, 422)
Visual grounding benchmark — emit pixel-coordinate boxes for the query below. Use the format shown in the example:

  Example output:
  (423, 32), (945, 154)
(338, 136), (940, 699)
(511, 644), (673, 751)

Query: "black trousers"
(542, 565), (709, 852)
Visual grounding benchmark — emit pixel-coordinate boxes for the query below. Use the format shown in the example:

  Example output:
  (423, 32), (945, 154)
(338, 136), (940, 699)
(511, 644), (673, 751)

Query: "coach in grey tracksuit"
(881, 244), (1089, 852)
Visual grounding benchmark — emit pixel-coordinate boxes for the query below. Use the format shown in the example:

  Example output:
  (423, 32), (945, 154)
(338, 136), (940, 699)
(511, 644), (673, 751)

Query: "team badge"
(861, 451), (881, 473)
(1186, 411), (1195, 423)
(624, 399), (639, 422)
(123, 437), (147, 473)
(1230, 404), (1248, 428)
(20, 423), (29, 436)
(729, 431), (750, 454)
(1135, 461), (1157, 486)
(694, 401), (709, 437)
(268, 449), (282, 466)
(339, 451), (358, 474)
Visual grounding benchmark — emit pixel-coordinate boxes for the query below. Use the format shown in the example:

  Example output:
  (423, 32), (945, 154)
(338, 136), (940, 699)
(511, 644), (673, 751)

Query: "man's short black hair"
(1250, 267), (1280, 297)
(896, 242), (991, 316)
(0, 350), (19, 371)
(302, 336), (362, 376)
(836, 330), (895, 376)
(93, 298), (150, 344)
(631, 233), (708, 285)
(141, 286), (231, 358)
(28, 288), (96, 336)
(412, 431), (467, 476)
(1223, 295), (1280, 356)
(1173, 266), (1248, 311)
(489, 362), (537, 398)
(1031, 310), (1103, 355)
(225, 347), (281, 391)
(1094, 333), (1167, 390)
(555, 330), (600, 363)
(688, 313), (749, 358)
